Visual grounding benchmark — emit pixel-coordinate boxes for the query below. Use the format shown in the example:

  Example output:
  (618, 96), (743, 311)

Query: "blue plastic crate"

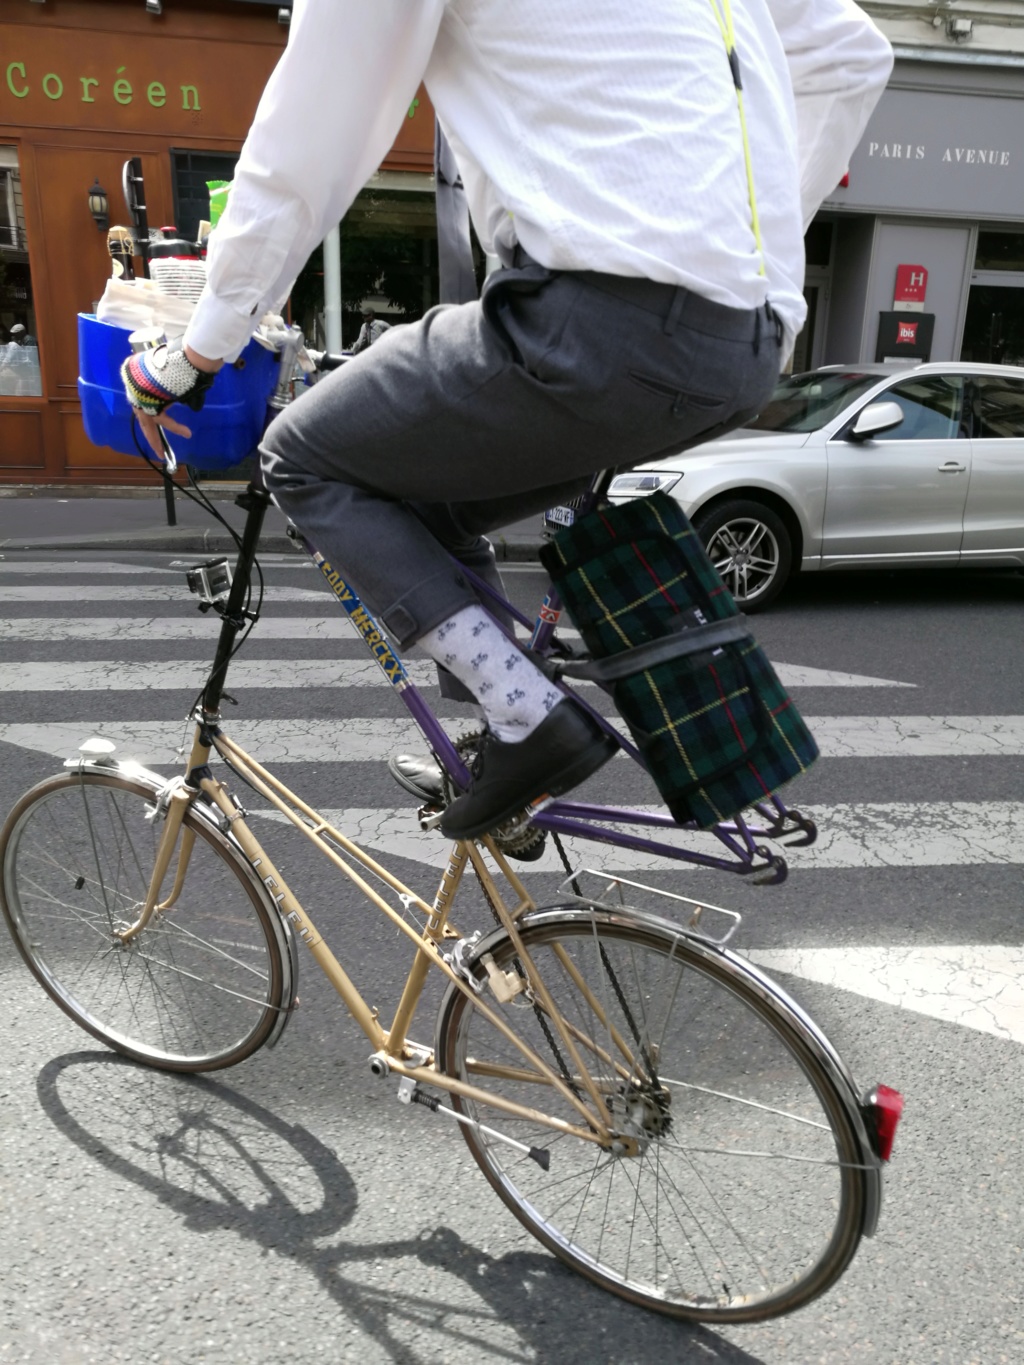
(77, 313), (278, 471)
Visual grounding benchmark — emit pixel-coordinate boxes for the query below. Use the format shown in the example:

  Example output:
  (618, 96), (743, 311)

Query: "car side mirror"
(846, 400), (905, 442)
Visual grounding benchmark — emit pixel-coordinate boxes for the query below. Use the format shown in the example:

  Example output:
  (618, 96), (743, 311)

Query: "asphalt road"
(0, 550), (1022, 1364)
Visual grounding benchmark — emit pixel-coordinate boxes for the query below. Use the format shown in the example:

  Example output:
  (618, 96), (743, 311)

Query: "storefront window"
(0, 145), (42, 396)
(172, 149), (239, 246)
(289, 177), (485, 349)
(974, 232), (1024, 272)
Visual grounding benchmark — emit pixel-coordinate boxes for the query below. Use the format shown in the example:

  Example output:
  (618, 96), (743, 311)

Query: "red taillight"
(862, 1084), (904, 1161)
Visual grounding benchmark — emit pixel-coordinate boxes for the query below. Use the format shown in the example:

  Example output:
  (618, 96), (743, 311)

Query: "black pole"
(164, 473), (177, 526)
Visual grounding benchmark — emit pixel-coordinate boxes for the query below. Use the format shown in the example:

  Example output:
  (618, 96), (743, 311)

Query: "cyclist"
(122, 0), (892, 840)
(349, 306), (392, 356)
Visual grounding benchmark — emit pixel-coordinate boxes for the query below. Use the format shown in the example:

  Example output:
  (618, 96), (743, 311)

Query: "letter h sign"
(894, 264), (928, 312)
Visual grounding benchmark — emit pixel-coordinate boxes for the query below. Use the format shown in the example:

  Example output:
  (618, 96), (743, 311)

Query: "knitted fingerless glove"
(121, 342), (216, 416)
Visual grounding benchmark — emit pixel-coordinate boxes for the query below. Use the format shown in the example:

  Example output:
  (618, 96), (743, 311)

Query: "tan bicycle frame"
(129, 722), (642, 1150)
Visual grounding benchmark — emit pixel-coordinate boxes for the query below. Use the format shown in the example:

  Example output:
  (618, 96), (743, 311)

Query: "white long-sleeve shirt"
(185, 0), (892, 362)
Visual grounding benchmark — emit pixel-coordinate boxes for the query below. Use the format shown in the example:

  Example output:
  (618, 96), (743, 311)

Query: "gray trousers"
(261, 259), (781, 649)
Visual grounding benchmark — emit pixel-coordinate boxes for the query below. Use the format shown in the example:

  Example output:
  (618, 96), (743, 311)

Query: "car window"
(875, 375), (964, 441)
(968, 376), (1024, 438)
(748, 372), (882, 433)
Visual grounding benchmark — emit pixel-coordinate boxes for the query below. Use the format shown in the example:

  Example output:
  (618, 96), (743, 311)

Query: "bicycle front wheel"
(0, 770), (288, 1071)
(437, 908), (867, 1323)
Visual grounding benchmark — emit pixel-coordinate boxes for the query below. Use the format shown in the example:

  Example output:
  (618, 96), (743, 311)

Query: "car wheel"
(693, 499), (792, 611)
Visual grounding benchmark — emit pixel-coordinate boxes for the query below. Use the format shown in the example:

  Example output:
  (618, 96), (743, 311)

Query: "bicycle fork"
(115, 782), (194, 944)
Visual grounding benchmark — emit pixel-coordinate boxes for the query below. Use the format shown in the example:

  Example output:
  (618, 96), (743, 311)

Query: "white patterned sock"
(418, 605), (564, 742)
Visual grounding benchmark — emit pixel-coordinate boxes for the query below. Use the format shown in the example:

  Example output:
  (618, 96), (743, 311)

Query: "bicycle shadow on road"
(36, 1052), (766, 1365)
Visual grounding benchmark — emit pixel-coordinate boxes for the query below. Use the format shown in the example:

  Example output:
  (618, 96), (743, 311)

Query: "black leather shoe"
(388, 753), (444, 804)
(439, 699), (618, 841)
(388, 748), (548, 862)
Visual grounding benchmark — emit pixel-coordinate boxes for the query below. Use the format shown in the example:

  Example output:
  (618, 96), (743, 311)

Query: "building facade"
(798, 1), (1024, 372)
(0, 0), (435, 485)
(4, 0), (1024, 484)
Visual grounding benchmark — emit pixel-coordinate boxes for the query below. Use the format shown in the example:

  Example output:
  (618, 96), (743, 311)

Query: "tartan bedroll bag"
(538, 492), (819, 829)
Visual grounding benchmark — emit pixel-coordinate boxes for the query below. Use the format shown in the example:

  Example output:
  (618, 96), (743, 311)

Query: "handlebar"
(313, 352), (349, 372)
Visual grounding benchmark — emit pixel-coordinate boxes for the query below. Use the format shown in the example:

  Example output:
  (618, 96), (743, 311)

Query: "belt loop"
(766, 300), (783, 348)
(663, 287), (686, 336)
(753, 306), (761, 356)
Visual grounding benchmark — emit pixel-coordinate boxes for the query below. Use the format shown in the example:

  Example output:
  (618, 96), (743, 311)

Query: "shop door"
(790, 220), (833, 373)
(30, 145), (170, 399)
(960, 283), (1024, 366)
(790, 283), (821, 374)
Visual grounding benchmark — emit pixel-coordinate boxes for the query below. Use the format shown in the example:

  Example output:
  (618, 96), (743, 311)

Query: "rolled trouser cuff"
(378, 566), (481, 650)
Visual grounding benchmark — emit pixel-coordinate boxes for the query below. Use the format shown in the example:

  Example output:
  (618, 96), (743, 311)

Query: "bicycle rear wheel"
(436, 907), (868, 1323)
(0, 770), (288, 1071)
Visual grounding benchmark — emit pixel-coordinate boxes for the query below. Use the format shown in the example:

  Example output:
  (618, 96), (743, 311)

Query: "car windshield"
(748, 372), (884, 433)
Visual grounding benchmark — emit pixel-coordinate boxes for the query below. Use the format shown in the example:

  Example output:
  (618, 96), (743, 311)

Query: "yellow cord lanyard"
(707, 0), (766, 277)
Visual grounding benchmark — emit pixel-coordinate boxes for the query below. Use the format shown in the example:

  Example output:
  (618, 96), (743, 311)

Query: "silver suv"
(602, 362), (1024, 609)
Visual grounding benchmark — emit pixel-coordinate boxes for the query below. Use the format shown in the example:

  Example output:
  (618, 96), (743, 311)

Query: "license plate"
(544, 505), (576, 528)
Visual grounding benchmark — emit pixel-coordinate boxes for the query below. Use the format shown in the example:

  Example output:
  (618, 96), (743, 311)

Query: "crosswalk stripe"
(771, 664), (913, 688)
(0, 659), (440, 690)
(0, 576), (918, 689)
(0, 618), (561, 643)
(767, 801), (1023, 867)
(0, 588), (1017, 1046)
(811, 714), (1024, 756)
(250, 802), (1024, 871)
(3, 715), (1023, 763)
(0, 618), (356, 642)
(0, 560), (174, 574)
(0, 657), (917, 693)
(0, 621), (914, 689)
(746, 946), (1024, 1045)
(0, 584), (329, 603)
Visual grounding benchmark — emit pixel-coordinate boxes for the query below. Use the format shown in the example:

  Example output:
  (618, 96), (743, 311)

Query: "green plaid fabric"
(539, 492), (818, 828)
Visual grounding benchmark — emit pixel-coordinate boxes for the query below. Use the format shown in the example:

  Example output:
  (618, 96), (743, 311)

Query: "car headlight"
(607, 471), (681, 497)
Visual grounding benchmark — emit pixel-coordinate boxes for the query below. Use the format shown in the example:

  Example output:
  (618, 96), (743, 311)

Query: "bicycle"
(0, 327), (902, 1325)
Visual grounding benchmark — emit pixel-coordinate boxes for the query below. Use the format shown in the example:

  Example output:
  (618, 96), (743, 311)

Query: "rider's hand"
(120, 341), (218, 458)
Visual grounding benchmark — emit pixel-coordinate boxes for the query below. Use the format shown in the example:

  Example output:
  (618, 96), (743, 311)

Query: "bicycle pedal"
(418, 805), (446, 831)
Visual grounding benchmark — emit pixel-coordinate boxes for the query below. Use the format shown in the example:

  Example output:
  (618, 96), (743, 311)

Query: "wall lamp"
(87, 179), (109, 232)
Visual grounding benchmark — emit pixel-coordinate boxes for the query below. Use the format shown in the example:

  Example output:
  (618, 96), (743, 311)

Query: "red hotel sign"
(894, 264), (928, 309)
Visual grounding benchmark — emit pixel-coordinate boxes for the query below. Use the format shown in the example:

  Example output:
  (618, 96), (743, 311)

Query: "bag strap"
(551, 614), (752, 683)
(434, 123), (478, 305)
